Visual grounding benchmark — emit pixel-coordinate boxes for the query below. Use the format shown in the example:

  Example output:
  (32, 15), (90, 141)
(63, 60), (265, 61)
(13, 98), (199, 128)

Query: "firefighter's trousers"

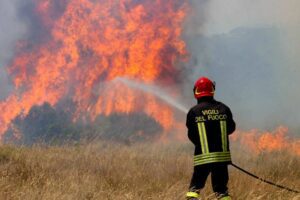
(189, 162), (229, 195)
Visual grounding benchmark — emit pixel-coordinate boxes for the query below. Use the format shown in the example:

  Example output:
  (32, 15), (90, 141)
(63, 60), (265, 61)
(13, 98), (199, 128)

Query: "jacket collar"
(197, 96), (214, 104)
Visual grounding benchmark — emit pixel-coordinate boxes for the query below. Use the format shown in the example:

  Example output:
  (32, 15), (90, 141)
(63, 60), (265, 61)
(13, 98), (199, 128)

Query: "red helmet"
(193, 77), (215, 99)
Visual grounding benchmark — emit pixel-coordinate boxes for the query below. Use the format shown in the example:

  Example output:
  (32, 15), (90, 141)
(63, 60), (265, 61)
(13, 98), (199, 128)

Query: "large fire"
(0, 0), (187, 136)
(0, 0), (299, 156)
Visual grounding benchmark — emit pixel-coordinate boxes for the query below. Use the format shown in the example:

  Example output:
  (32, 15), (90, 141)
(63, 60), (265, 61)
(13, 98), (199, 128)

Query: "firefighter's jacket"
(186, 97), (236, 166)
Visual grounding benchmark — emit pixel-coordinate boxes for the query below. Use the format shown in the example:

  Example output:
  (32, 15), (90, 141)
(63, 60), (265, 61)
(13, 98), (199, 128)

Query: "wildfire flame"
(231, 126), (300, 156)
(0, 0), (188, 136)
(0, 0), (299, 156)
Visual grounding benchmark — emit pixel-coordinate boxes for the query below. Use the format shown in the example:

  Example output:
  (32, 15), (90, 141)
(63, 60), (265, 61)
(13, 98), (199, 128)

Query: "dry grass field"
(0, 141), (299, 200)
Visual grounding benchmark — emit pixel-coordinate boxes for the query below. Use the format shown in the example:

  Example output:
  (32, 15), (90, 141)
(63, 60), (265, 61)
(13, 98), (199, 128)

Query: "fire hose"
(132, 87), (300, 194)
(231, 163), (300, 193)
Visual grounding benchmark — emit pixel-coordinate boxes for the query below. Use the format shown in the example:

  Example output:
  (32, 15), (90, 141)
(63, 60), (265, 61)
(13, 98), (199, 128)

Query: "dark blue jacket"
(186, 97), (236, 166)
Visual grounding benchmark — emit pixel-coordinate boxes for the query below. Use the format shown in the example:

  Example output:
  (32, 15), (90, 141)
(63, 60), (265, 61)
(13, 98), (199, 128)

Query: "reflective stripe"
(186, 191), (199, 198)
(194, 152), (231, 166)
(194, 152), (231, 159)
(197, 123), (206, 154)
(201, 123), (209, 153)
(194, 158), (230, 166)
(219, 196), (231, 200)
(197, 122), (209, 154)
(220, 120), (227, 152)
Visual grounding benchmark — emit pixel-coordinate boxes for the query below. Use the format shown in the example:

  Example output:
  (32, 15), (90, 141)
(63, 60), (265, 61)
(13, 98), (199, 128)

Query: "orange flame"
(2, 0), (299, 156)
(0, 0), (188, 137)
(231, 126), (300, 156)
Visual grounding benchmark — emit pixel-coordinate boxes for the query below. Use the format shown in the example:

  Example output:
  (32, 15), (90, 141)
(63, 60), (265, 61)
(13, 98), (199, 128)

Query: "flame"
(1, 0), (299, 156)
(231, 126), (300, 156)
(0, 0), (188, 137)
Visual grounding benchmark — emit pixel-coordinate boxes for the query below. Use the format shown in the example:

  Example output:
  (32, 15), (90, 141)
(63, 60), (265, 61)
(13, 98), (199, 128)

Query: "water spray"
(116, 77), (300, 194)
(115, 77), (189, 113)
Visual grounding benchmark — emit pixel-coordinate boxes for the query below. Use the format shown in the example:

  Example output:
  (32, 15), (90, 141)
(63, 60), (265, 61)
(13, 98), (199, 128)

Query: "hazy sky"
(185, 0), (300, 132)
(205, 0), (300, 75)
(204, 0), (300, 34)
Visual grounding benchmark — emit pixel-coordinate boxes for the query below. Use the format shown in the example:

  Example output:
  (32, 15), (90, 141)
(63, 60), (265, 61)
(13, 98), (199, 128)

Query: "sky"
(203, 0), (300, 78)
(0, 0), (299, 133)
(183, 0), (300, 133)
(204, 0), (300, 34)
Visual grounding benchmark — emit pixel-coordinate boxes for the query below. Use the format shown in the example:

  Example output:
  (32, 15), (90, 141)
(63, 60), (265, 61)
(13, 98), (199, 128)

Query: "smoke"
(183, 0), (300, 133)
(0, 0), (299, 143)
(0, 1), (27, 99)
(0, 0), (188, 143)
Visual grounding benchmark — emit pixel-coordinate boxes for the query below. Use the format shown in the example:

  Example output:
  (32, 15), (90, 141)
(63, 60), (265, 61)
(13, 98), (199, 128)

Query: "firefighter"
(186, 77), (236, 200)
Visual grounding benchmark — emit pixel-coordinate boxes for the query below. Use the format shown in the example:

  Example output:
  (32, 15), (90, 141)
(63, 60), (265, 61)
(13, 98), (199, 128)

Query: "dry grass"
(0, 142), (299, 200)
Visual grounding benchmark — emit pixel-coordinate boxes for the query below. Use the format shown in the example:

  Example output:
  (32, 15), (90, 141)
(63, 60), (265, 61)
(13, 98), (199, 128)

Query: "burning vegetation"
(0, 0), (299, 157)
(0, 0), (187, 142)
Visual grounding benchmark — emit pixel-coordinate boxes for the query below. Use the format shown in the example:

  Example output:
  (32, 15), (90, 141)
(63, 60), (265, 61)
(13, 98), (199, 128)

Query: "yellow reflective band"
(224, 121), (227, 150)
(220, 121), (224, 151)
(201, 122), (209, 153)
(186, 191), (199, 198)
(194, 152), (231, 166)
(194, 158), (231, 165)
(219, 196), (231, 200)
(197, 122), (209, 154)
(194, 155), (231, 162)
(194, 151), (230, 159)
(197, 122), (206, 154)
(220, 121), (227, 152)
